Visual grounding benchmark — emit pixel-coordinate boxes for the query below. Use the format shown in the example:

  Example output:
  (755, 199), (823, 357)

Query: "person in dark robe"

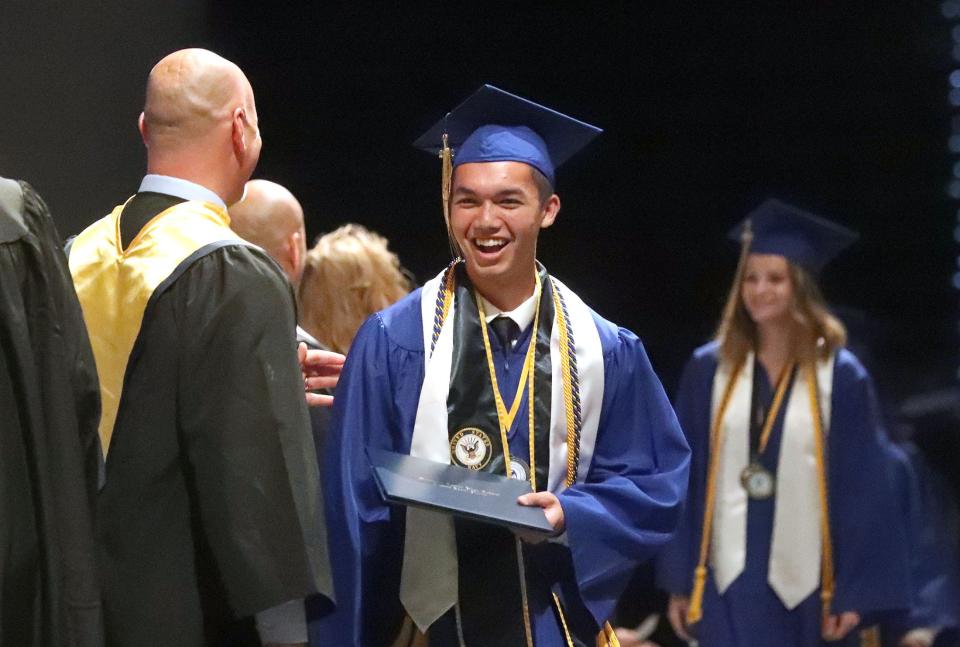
(67, 49), (336, 647)
(318, 85), (691, 646)
(229, 179), (349, 630)
(0, 176), (102, 647)
(657, 199), (911, 646)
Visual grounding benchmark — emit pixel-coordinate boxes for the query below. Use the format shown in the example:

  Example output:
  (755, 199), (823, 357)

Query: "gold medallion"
(450, 428), (493, 470)
(740, 462), (775, 500)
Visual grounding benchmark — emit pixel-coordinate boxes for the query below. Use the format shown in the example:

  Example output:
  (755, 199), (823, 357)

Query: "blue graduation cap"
(729, 198), (858, 272)
(413, 84), (602, 186)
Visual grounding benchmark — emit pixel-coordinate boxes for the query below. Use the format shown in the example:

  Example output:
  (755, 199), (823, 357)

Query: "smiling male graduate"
(319, 85), (690, 646)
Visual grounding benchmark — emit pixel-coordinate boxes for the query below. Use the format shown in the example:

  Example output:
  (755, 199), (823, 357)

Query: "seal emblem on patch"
(450, 428), (493, 470)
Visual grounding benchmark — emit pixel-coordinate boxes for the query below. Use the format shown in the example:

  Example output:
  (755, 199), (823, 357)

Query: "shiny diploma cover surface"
(367, 448), (557, 536)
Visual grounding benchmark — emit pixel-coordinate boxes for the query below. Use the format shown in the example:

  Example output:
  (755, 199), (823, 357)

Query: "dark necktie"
(490, 315), (520, 349)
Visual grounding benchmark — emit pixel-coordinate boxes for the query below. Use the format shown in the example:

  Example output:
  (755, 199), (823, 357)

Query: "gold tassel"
(686, 565), (707, 624)
(440, 133), (461, 259)
(686, 361), (744, 625)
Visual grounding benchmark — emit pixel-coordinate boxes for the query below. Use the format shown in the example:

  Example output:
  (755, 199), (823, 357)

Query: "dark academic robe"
(316, 285), (690, 646)
(0, 178), (103, 647)
(69, 193), (332, 647)
(657, 342), (910, 647)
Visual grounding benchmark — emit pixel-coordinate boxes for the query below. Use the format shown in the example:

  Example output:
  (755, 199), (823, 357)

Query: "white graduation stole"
(710, 351), (834, 609)
(399, 268), (605, 632)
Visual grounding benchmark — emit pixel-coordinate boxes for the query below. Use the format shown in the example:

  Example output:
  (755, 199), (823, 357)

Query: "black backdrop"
(1, 1), (954, 402)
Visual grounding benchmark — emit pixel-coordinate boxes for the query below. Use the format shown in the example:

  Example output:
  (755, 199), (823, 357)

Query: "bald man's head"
(139, 49), (261, 204)
(229, 180), (307, 285)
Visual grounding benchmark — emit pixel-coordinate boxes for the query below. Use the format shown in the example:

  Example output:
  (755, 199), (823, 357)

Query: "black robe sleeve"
(171, 246), (332, 617)
(0, 178), (103, 647)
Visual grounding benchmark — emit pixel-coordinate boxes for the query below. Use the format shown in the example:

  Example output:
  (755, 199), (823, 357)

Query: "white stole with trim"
(710, 350), (834, 609)
(399, 268), (604, 632)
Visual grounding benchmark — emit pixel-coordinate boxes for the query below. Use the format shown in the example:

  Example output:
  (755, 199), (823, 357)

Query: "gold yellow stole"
(68, 199), (243, 456)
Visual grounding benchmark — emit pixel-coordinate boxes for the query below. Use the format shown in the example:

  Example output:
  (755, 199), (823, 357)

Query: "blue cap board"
(413, 84), (602, 186)
(728, 198), (858, 272)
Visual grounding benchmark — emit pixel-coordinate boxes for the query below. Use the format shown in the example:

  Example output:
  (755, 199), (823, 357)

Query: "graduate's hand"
(298, 342), (345, 407)
(666, 594), (694, 642)
(612, 627), (660, 647)
(899, 628), (938, 647)
(515, 491), (564, 542)
(821, 611), (861, 641)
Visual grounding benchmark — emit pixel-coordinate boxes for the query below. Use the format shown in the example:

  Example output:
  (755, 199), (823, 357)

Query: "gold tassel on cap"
(439, 133), (461, 259)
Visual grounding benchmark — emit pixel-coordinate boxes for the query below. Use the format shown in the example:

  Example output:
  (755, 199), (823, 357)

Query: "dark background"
(2, 2), (958, 641)
(1, 2), (954, 404)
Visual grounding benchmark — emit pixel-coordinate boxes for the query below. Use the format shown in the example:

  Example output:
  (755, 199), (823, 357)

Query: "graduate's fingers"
(305, 375), (339, 390)
(666, 595), (692, 642)
(517, 491), (565, 531)
(821, 615), (837, 641)
(305, 392), (334, 408)
(834, 612), (860, 640)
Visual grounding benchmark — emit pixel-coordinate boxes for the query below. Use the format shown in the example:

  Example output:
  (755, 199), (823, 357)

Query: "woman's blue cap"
(413, 84), (602, 186)
(729, 198), (859, 272)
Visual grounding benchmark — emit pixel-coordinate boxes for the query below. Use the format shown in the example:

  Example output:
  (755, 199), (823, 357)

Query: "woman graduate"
(657, 199), (910, 646)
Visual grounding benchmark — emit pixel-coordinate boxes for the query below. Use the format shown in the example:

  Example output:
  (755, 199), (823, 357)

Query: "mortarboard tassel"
(440, 133), (462, 259)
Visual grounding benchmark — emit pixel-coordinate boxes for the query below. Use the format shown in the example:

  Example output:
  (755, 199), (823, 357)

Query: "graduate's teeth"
(475, 239), (506, 250)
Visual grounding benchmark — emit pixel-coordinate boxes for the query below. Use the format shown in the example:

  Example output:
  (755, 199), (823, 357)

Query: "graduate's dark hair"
(529, 166), (555, 207)
(715, 245), (847, 367)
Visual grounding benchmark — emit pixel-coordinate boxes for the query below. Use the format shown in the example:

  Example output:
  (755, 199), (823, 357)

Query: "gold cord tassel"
(440, 133), (461, 259)
(686, 362), (744, 624)
(807, 363), (836, 625)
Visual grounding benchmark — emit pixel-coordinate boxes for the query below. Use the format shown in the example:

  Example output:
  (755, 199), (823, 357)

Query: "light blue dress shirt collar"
(138, 174), (226, 209)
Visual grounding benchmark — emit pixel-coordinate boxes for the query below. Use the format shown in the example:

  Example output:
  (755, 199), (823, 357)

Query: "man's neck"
(470, 269), (536, 312)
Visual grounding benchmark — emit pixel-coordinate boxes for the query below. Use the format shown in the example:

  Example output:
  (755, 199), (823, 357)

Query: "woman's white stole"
(710, 351), (834, 609)
(399, 269), (604, 632)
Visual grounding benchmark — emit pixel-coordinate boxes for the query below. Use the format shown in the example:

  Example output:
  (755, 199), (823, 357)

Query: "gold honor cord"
(476, 270), (543, 478)
(807, 363), (835, 624)
(757, 361), (797, 455)
(686, 360), (835, 626)
(551, 282), (579, 488)
(687, 361), (744, 624)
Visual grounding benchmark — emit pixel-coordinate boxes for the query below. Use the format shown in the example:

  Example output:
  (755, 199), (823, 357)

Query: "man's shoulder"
(371, 288), (425, 352)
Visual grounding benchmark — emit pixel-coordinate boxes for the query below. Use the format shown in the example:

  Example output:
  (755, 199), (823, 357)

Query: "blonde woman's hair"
(297, 224), (411, 355)
(715, 240), (847, 367)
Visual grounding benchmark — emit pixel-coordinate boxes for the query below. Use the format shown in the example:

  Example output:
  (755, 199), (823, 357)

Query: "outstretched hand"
(515, 491), (564, 543)
(297, 342), (345, 407)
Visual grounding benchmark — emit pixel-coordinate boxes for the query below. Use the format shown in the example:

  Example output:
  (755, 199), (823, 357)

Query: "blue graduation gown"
(314, 287), (690, 646)
(656, 342), (910, 647)
(879, 444), (959, 645)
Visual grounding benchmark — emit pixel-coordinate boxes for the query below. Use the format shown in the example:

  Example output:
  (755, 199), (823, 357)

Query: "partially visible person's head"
(716, 199), (855, 366)
(717, 252), (847, 365)
(139, 48), (261, 205)
(297, 224), (411, 355)
(229, 180), (306, 285)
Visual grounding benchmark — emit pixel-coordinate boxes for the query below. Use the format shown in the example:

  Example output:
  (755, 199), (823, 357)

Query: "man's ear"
(231, 107), (247, 161)
(138, 112), (148, 146)
(288, 230), (303, 277)
(540, 194), (561, 229)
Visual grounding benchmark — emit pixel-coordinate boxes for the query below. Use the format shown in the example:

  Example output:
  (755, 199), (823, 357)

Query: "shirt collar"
(138, 174), (227, 209)
(478, 289), (538, 332)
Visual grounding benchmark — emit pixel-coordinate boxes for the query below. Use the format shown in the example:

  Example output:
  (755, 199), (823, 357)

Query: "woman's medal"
(742, 359), (795, 500)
